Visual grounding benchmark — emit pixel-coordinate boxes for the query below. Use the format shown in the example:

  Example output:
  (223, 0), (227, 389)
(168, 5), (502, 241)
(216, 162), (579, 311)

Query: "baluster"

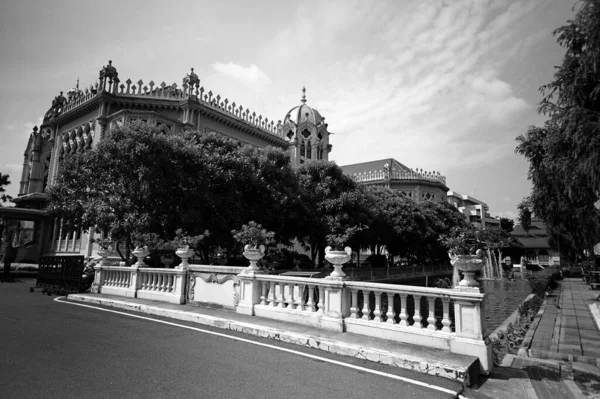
(160, 274), (166, 292)
(319, 286), (327, 315)
(386, 292), (397, 324)
(306, 285), (315, 312)
(260, 281), (268, 305)
(399, 294), (408, 326)
(150, 274), (157, 291)
(373, 291), (382, 322)
(350, 289), (359, 318)
(361, 291), (370, 320)
(167, 275), (174, 292)
(427, 297), (436, 330)
(142, 274), (148, 290)
(288, 283), (296, 310)
(442, 298), (451, 332)
(269, 282), (277, 306)
(295, 284), (305, 311)
(278, 283), (286, 308)
(413, 295), (422, 328)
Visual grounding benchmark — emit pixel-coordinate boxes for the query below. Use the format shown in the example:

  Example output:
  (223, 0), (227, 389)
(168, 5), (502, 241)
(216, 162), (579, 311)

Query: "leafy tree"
(0, 173), (12, 205)
(47, 122), (209, 263)
(295, 161), (370, 266)
(517, 201), (532, 235)
(516, 0), (600, 258)
(418, 200), (470, 264)
(500, 217), (514, 233)
(363, 187), (427, 264)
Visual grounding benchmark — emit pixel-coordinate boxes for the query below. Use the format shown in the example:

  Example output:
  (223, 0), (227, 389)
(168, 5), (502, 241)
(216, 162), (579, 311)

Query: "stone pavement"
(528, 278), (600, 363)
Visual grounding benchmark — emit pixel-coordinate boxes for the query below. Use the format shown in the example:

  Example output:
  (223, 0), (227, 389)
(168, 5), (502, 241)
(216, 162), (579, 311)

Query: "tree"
(360, 186), (427, 264)
(47, 122), (210, 263)
(516, 0), (600, 259)
(295, 161), (370, 267)
(500, 217), (514, 233)
(0, 173), (12, 205)
(517, 201), (532, 234)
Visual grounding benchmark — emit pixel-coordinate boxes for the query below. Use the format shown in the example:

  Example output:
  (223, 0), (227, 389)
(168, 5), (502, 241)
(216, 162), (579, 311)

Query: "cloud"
(211, 63), (272, 87)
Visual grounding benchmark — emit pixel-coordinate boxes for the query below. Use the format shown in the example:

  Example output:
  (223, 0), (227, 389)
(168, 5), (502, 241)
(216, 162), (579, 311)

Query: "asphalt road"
(0, 280), (470, 399)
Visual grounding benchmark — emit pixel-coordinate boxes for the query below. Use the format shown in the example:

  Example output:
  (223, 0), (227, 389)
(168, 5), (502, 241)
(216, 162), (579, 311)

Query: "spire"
(301, 86), (307, 103)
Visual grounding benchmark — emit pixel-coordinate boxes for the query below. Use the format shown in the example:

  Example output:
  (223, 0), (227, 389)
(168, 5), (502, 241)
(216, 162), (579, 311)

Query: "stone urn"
(450, 249), (485, 288)
(242, 244), (265, 274)
(324, 246), (352, 279)
(97, 247), (111, 266)
(160, 254), (175, 269)
(132, 246), (150, 267)
(175, 246), (194, 270)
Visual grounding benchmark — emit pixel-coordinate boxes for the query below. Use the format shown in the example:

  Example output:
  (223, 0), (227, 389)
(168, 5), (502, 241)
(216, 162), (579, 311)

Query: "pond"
(480, 279), (532, 333)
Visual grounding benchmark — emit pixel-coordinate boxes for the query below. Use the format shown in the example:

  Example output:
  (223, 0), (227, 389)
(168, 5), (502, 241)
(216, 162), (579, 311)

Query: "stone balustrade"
(92, 264), (491, 371)
(93, 265), (186, 304)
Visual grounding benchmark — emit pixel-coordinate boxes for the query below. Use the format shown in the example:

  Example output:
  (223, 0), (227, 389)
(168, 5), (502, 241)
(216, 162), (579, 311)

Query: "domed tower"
(281, 87), (331, 168)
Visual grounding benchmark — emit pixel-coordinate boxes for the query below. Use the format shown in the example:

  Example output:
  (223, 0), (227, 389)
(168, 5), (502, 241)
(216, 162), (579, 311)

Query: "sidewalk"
(528, 278), (600, 363)
(507, 277), (600, 399)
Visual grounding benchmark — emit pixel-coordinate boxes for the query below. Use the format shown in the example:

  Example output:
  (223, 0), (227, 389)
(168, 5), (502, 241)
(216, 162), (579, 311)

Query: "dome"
(283, 87), (325, 127)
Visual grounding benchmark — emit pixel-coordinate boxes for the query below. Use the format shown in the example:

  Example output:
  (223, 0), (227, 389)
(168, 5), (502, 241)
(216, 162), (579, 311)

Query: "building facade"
(4, 61), (332, 262)
(446, 191), (500, 229)
(340, 158), (449, 203)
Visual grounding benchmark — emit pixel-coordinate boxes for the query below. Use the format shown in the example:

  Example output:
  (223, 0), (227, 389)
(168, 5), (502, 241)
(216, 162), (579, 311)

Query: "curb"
(517, 297), (546, 357)
(67, 294), (476, 386)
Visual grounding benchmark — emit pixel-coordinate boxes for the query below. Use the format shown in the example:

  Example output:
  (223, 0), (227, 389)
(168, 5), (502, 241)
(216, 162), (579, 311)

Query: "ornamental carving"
(187, 272), (240, 306)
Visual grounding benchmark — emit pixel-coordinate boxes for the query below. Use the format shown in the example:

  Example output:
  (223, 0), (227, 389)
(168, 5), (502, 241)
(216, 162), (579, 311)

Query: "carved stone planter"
(175, 246), (193, 270)
(160, 255), (175, 269)
(132, 246), (149, 267)
(324, 246), (352, 279)
(97, 248), (111, 266)
(242, 244), (265, 274)
(450, 250), (485, 289)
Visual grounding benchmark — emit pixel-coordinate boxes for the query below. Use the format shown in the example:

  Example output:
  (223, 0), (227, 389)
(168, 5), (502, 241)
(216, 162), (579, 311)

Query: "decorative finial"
(108, 60), (112, 65)
(76, 77), (79, 90)
(301, 86), (307, 103)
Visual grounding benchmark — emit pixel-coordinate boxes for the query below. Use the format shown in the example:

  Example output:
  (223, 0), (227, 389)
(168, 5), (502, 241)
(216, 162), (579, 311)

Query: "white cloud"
(211, 63), (272, 87)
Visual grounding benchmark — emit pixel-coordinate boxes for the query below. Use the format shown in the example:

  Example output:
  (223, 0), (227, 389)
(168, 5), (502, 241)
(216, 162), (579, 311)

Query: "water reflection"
(481, 279), (531, 332)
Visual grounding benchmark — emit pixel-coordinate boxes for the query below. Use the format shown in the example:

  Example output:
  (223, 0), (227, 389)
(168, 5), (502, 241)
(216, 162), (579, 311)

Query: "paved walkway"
(529, 278), (600, 362)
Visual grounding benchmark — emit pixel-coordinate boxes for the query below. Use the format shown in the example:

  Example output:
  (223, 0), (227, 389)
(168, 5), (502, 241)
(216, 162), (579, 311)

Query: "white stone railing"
(236, 273), (491, 372)
(91, 264), (491, 371)
(92, 266), (186, 304)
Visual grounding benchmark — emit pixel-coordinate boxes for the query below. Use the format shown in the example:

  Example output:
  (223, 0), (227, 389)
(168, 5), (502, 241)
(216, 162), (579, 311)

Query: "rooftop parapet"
(44, 61), (285, 140)
(350, 168), (446, 185)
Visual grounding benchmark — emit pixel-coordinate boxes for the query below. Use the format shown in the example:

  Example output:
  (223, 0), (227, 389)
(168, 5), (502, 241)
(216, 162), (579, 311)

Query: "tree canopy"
(0, 173), (12, 205)
(516, 0), (600, 259)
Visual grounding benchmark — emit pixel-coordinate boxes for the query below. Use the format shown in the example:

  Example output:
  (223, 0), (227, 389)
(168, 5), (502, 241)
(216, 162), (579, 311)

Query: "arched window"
(307, 141), (312, 158)
(300, 142), (305, 157)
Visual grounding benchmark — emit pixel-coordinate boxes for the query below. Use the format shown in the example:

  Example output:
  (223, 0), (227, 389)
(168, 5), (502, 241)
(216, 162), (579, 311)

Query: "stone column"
(236, 273), (262, 316)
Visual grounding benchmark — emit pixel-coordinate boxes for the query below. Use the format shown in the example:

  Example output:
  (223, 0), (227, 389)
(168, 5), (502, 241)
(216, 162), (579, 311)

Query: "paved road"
(0, 280), (470, 399)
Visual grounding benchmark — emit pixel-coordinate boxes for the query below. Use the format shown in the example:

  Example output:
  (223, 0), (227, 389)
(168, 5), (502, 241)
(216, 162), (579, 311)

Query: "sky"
(0, 0), (578, 220)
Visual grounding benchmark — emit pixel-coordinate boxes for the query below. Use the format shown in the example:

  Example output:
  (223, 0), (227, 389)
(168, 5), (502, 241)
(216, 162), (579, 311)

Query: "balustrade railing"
(138, 269), (177, 294)
(345, 282), (455, 333)
(92, 266), (186, 304)
(255, 275), (323, 313)
(103, 267), (132, 289)
(91, 264), (491, 371)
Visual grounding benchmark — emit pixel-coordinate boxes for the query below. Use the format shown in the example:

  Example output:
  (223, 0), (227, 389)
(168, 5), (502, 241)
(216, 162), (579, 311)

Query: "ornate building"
(5, 61), (332, 262)
(340, 158), (449, 203)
